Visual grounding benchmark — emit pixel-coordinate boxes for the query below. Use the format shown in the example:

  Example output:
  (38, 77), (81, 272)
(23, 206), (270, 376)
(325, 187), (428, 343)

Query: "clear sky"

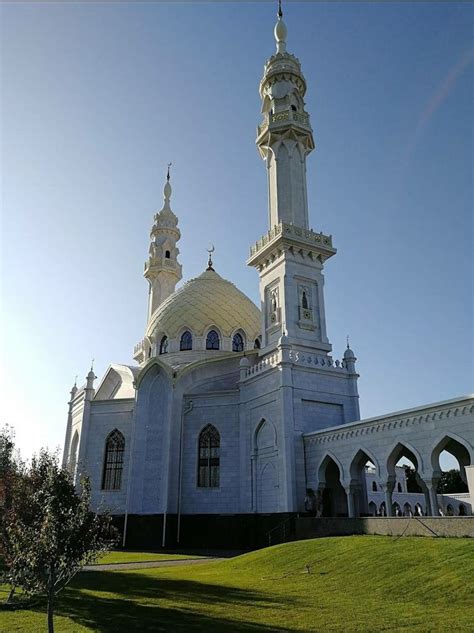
(1, 1), (472, 469)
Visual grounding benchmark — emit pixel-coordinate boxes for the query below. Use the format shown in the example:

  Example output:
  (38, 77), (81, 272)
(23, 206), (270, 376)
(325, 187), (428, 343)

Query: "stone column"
(345, 485), (356, 518)
(423, 477), (440, 516)
(381, 479), (395, 517)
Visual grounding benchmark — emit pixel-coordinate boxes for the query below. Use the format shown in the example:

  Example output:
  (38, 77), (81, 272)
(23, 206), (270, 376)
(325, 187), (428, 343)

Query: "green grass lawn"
(95, 550), (204, 565)
(1, 536), (473, 632)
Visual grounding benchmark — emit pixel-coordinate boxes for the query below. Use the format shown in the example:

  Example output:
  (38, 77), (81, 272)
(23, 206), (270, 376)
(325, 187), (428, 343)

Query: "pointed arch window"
(165, 250), (171, 259)
(159, 336), (168, 355)
(372, 481), (377, 492)
(180, 331), (193, 351)
(102, 430), (125, 491)
(254, 337), (261, 350)
(198, 424), (220, 487)
(232, 332), (244, 352)
(206, 330), (220, 351)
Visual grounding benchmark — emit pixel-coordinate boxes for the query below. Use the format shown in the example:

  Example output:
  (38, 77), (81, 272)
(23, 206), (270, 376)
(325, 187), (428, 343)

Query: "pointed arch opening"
(431, 434), (472, 493)
(386, 442), (429, 515)
(159, 335), (168, 355)
(101, 429), (125, 491)
(318, 454), (348, 517)
(197, 424), (220, 488)
(180, 330), (193, 351)
(349, 448), (379, 517)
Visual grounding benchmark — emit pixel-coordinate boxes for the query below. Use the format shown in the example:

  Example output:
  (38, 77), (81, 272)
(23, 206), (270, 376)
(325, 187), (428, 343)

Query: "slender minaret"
(144, 166), (182, 322)
(248, 4), (337, 354)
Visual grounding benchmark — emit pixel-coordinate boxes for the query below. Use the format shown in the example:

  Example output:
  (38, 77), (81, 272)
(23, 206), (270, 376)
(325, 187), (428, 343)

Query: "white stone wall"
(85, 399), (134, 513)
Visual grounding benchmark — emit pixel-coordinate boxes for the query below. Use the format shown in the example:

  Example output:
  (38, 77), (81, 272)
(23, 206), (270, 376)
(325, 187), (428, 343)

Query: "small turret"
(343, 339), (357, 373)
(84, 362), (96, 401)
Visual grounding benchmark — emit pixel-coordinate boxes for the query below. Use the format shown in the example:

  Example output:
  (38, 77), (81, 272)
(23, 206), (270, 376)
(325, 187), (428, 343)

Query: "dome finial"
(206, 244), (215, 271)
(346, 335), (350, 350)
(274, 0), (287, 54)
(167, 162), (171, 182)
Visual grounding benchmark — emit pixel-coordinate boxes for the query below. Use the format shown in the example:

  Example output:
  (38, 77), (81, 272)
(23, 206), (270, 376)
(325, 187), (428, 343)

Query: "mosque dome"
(144, 269), (261, 360)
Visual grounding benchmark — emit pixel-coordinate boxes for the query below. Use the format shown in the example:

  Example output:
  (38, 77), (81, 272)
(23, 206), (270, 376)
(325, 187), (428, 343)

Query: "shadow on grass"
(30, 571), (294, 632)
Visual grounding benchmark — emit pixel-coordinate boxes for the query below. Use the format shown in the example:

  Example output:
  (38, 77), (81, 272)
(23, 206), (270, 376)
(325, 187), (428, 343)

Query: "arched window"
(165, 250), (171, 259)
(291, 104), (297, 112)
(159, 336), (168, 355)
(102, 430), (125, 490)
(397, 482), (402, 493)
(206, 330), (220, 350)
(69, 431), (79, 478)
(180, 331), (192, 351)
(302, 291), (308, 310)
(459, 503), (466, 516)
(232, 332), (244, 352)
(198, 424), (220, 487)
(254, 337), (261, 349)
(372, 481), (377, 492)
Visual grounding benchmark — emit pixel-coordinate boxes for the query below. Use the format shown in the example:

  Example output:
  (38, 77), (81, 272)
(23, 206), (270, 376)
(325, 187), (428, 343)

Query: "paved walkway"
(84, 557), (226, 572)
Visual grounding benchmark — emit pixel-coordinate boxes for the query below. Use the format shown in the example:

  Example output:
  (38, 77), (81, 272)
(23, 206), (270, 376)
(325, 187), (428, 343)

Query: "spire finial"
(206, 244), (215, 271)
(274, 1), (287, 53)
(346, 335), (350, 350)
(74, 375), (77, 387)
(163, 163), (172, 205)
(90, 358), (95, 372)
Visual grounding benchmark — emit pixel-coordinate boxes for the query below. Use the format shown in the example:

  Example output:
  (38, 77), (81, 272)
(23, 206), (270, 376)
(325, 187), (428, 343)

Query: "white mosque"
(63, 6), (474, 547)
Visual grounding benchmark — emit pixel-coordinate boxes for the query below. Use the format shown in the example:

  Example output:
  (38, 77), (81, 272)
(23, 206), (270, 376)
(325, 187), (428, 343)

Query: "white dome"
(146, 269), (261, 342)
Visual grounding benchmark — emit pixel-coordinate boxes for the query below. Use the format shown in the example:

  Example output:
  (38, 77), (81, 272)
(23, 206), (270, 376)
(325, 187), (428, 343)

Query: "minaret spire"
(274, 0), (287, 53)
(249, 5), (336, 355)
(135, 166), (183, 362)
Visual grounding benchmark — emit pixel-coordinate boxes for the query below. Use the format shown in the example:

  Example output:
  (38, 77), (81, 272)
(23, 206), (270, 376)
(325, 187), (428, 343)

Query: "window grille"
(206, 330), (220, 350)
(232, 332), (244, 352)
(198, 424), (220, 487)
(102, 430), (125, 490)
(180, 331), (193, 351)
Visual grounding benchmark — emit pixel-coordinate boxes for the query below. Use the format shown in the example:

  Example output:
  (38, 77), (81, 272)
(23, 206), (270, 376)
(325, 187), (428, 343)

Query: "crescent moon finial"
(206, 244), (215, 271)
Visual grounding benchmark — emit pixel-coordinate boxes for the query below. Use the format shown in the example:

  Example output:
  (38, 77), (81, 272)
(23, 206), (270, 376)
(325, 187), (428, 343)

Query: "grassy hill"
(1, 536), (473, 631)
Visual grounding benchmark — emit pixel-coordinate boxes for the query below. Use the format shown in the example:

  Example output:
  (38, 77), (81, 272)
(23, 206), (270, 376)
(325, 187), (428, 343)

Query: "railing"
(257, 109), (310, 137)
(266, 514), (298, 547)
(134, 340), (144, 354)
(289, 351), (348, 372)
(249, 222), (333, 257)
(245, 351), (280, 378)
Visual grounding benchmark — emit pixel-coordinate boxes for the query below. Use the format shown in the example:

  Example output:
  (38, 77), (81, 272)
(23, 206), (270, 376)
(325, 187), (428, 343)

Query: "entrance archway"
(349, 449), (379, 517)
(386, 442), (430, 515)
(318, 455), (348, 517)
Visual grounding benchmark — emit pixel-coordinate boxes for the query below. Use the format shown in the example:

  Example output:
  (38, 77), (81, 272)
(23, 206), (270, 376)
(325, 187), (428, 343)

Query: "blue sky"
(1, 1), (472, 469)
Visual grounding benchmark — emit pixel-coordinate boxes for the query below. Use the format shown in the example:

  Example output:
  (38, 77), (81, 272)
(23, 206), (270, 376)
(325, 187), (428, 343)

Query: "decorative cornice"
(304, 398), (474, 446)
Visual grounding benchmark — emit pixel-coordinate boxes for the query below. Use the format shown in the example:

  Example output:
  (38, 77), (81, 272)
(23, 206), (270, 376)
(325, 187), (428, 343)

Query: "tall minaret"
(144, 166), (182, 322)
(248, 5), (336, 354)
(257, 2), (314, 229)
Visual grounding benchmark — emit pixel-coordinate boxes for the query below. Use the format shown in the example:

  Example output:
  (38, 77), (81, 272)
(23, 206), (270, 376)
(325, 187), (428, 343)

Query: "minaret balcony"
(257, 109), (311, 138)
(248, 221), (336, 269)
